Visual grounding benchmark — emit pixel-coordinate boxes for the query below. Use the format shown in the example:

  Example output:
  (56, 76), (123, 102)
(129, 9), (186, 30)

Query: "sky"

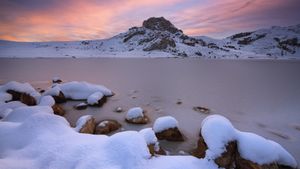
(0, 0), (299, 42)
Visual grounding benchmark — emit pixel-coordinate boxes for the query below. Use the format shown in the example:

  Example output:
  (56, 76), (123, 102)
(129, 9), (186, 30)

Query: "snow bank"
(2, 106), (53, 122)
(139, 128), (158, 145)
(0, 81), (41, 100)
(0, 92), (12, 103)
(74, 115), (93, 132)
(201, 115), (297, 168)
(87, 92), (104, 105)
(38, 96), (55, 106)
(0, 101), (27, 118)
(44, 81), (113, 100)
(126, 107), (144, 120)
(153, 116), (178, 133)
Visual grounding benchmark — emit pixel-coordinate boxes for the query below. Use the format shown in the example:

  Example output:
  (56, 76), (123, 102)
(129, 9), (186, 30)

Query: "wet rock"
(78, 116), (96, 134)
(193, 106), (210, 114)
(52, 104), (65, 116)
(74, 102), (88, 110)
(95, 120), (121, 134)
(52, 91), (66, 103)
(155, 127), (184, 141)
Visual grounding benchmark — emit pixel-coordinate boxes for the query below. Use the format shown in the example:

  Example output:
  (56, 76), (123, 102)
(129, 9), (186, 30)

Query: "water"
(0, 58), (300, 163)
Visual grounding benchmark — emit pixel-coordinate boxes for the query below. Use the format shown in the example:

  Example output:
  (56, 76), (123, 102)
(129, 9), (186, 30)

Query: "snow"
(0, 81), (41, 101)
(201, 115), (297, 167)
(87, 92), (104, 105)
(0, 92), (12, 103)
(43, 85), (61, 96)
(153, 116), (178, 133)
(126, 107), (144, 120)
(74, 115), (93, 132)
(98, 120), (109, 127)
(57, 81), (112, 99)
(139, 128), (158, 145)
(0, 101), (26, 118)
(2, 106), (53, 122)
(38, 96), (55, 106)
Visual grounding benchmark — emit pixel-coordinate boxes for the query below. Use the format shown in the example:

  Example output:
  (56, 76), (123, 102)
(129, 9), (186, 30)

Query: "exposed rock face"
(148, 144), (166, 156)
(52, 104), (65, 116)
(79, 117), (96, 134)
(191, 133), (207, 158)
(215, 141), (237, 169)
(95, 120), (121, 135)
(143, 38), (176, 51)
(52, 91), (66, 103)
(142, 17), (181, 34)
(125, 115), (149, 124)
(155, 127), (184, 141)
(6, 90), (36, 106)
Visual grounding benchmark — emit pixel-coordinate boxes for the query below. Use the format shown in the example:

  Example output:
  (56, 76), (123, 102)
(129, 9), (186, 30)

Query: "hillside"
(0, 17), (299, 59)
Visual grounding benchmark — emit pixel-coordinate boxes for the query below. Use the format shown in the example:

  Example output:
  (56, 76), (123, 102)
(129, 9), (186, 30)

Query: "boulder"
(191, 133), (207, 158)
(52, 91), (66, 103)
(6, 90), (36, 106)
(214, 141), (237, 169)
(155, 127), (184, 141)
(78, 116), (96, 134)
(52, 104), (65, 116)
(125, 107), (149, 124)
(95, 120), (121, 135)
(74, 102), (88, 110)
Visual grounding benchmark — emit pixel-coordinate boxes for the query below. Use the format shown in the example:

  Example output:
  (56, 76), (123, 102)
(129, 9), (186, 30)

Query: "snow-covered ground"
(0, 58), (299, 168)
(0, 17), (299, 59)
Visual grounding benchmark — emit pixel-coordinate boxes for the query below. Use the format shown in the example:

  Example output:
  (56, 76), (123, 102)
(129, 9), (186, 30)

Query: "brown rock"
(143, 38), (176, 51)
(215, 141), (237, 169)
(191, 133), (207, 158)
(155, 127), (184, 141)
(235, 151), (279, 169)
(148, 144), (166, 156)
(52, 91), (66, 103)
(142, 17), (181, 34)
(52, 104), (65, 116)
(79, 117), (96, 134)
(6, 90), (37, 105)
(193, 106), (210, 114)
(125, 115), (150, 124)
(95, 120), (121, 135)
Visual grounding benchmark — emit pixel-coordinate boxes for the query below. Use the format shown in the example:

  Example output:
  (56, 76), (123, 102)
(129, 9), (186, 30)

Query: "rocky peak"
(142, 17), (182, 34)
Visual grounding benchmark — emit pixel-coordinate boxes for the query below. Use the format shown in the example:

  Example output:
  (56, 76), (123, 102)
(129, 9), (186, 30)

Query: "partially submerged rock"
(193, 106), (210, 114)
(75, 115), (96, 134)
(74, 102), (88, 110)
(125, 107), (149, 124)
(114, 106), (123, 113)
(95, 120), (121, 135)
(153, 116), (184, 141)
(52, 77), (62, 84)
(52, 104), (65, 116)
(139, 128), (165, 156)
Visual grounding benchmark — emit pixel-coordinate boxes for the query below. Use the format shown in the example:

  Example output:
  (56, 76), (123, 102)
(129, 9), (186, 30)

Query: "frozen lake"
(0, 58), (299, 163)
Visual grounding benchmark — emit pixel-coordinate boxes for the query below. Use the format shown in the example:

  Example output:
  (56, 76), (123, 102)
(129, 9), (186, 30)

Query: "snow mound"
(0, 92), (12, 103)
(2, 106), (53, 122)
(153, 116), (178, 133)
(201, 115), (297, 168)
(139, 128), (158, 145)
(87, 92), (104, 105)
(38, 96), (55, 106)
(74, 115), (93, 132)
(0, 81), (41, 100)
(0, 101), (26, 118)
(126, 107), (144, 120)
(44, 81), (112, 100)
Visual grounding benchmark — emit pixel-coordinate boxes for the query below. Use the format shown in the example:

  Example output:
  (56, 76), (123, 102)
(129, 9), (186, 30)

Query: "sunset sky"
(0, 0), (299, 42)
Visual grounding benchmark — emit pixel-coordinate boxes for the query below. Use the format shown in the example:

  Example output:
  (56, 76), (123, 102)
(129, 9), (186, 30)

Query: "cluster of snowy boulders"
(0, 80), (298, 169)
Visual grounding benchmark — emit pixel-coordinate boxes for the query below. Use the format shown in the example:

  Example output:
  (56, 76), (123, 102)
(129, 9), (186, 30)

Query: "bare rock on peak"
(142, 17), (182, 34)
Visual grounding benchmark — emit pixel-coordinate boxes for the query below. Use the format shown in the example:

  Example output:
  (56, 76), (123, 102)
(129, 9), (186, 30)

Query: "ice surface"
(153, 116), (178, 133)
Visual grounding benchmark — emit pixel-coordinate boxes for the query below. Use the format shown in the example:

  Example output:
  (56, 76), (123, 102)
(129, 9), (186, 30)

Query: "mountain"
(0, 17), (299, 59)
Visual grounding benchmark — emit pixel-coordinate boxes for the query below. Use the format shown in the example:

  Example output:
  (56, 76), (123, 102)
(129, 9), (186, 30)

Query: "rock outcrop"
(95, 120), (121, 135)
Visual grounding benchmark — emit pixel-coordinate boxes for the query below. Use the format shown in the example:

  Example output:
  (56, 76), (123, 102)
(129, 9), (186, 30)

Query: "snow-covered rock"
(153, 116), (184, 141)
(87, 91), (106, 106)
(139, 128), (165, 156)
(74, 115), (96, 134)
(125, 107), (149, 124)
(95, 120), (121, 134)
(74, 102), (88, 110)
(196, 114), (298, 169)
(38, 95), (55, 107)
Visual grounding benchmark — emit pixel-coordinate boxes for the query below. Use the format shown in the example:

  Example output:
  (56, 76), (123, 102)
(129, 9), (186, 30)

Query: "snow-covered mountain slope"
(0, 17), (299, 59)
